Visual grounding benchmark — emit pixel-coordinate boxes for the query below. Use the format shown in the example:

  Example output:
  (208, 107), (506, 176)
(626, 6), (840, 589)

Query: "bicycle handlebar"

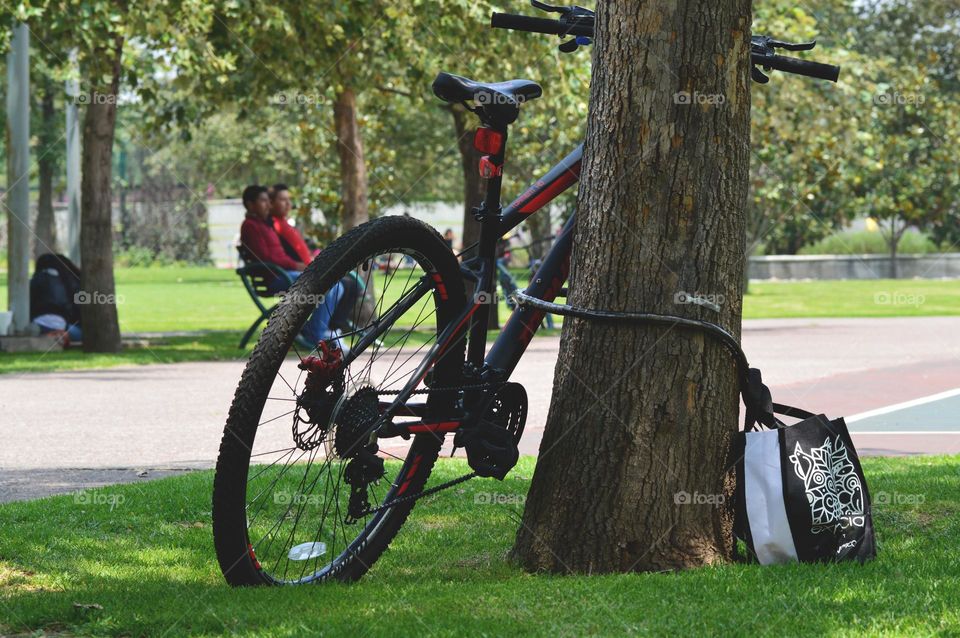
(754, 53), (840, 82)
(491, 11), (841, 83)
(491, 11), (593, 38)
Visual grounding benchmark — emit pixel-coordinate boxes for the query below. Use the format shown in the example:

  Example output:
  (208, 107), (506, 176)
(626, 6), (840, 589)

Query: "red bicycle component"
(406, 421), (462, 434)
(298, 341), (344, 390)
(474, 127), (504, 154)
(479, 156), (503, 178)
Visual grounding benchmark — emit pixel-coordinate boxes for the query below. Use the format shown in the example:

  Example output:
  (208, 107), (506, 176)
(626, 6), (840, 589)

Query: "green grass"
(1, 267), (959, 375)
(743, 279), (960, 319)
(0, 455), (958, 636)
(0, 331), (249, 375)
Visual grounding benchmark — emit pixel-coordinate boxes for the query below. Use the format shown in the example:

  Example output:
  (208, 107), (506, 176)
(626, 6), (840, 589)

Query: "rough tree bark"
(333, 88), (369, 231)
(512, 0), (753, 573)
(79, 36), (124, 353)
(34, 83), (58, 257)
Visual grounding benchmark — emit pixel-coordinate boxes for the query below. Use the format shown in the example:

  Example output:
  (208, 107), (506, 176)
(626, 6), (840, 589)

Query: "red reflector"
(479, 156), (503, 179)
(474, 128), (504, 155)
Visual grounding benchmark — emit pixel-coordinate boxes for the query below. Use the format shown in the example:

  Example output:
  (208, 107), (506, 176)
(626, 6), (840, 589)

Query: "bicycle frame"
(373, 143), (584, 438)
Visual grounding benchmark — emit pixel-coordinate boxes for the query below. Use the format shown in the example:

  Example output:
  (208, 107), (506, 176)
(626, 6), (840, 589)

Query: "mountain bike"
(212, 1), (841, 586)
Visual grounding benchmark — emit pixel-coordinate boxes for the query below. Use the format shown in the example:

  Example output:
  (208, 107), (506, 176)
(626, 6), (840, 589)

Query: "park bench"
(235, 250), (300, 349)
(236, 248), (379, 350)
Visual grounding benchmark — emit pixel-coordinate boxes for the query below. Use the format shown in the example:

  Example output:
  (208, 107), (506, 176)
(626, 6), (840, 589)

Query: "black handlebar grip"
(491, 12), (592, 37)
(491, 13), (566, 35)
(759, 54), (841, 82)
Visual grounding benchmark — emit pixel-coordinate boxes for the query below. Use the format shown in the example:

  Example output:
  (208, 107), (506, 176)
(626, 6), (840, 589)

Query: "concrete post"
(5, 23), (31, 335)
(65, 49), (82, 264)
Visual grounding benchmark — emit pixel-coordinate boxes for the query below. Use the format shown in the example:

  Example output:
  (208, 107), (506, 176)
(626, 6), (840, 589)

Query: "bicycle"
(212, 1), (841, 586)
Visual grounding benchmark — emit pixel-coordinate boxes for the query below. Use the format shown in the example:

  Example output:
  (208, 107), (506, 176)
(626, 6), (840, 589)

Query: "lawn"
(0, 455), (957, 636)
(743, 279), (960, 319)
(1, 267), (958, 374)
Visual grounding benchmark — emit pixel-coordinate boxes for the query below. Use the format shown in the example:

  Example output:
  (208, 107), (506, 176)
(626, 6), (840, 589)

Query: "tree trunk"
(34, 84), (58, 257)
(888, 222), (902, 279)
(79, 37), (124, 353)
(512, 0), (752, 573)
(333, 88), (369, 231)
(888, 237), (896, 279)
(525, 208), (552, 262)
(449, 103), (485, 255)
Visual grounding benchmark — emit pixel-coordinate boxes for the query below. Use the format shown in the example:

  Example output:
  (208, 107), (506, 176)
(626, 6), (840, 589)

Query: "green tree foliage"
(841, 0), (960, 271)
(749, 1), (863, 256)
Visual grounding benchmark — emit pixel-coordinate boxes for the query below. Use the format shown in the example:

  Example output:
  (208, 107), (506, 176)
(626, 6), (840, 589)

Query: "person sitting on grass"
(269, 183), (316, 265)
(239, 184), (345, 348)
(29, 253), (83, 345)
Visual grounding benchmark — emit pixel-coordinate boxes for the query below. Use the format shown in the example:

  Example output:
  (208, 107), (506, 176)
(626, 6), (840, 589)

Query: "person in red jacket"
(239, 185), (344, 347)
(269, 183), (315, 265)
(240, 185), (303, 272)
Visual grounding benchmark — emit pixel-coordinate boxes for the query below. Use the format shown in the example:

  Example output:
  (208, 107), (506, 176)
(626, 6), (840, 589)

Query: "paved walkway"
(2, 317), (958, 502)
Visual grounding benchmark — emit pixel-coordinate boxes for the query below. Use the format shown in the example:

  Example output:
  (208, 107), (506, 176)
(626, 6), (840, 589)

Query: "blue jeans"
(270, 271), (344, 344)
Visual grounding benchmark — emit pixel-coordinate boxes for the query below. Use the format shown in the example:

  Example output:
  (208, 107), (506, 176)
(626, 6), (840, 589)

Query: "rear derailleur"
(334, 386), (387, 524)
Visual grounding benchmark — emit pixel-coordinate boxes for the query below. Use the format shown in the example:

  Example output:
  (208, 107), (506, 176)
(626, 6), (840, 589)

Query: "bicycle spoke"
(229, 241), (464, 584)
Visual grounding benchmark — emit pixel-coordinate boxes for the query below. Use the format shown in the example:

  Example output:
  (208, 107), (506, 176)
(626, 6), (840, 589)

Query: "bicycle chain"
(354, 471), (478, 518)
(375, 380), (505, 396)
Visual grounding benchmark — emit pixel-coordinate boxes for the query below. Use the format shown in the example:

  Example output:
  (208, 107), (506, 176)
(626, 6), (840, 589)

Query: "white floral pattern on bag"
(789, 436), (865, 534)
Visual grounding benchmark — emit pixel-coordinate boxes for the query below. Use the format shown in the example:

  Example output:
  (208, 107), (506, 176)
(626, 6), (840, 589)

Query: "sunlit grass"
(0, 455), (958, 635)
(2, 267), (958, 374)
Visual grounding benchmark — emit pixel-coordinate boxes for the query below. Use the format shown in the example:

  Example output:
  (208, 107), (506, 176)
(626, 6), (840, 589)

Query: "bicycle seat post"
(464, 119), (507, 363)
(430, 71), (542, 363)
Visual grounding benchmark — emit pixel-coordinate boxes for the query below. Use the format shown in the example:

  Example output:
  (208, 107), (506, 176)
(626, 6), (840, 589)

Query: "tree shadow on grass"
(0, 457), (958, 635)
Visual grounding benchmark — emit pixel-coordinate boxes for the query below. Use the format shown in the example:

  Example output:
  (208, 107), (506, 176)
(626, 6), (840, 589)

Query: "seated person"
(239, 184), (344, 346)
(30, 253), (83, 344)
(269, 183), (315, 265)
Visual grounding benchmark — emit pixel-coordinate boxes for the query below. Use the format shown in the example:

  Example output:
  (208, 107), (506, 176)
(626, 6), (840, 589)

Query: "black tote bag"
(733, 371), (877, 564)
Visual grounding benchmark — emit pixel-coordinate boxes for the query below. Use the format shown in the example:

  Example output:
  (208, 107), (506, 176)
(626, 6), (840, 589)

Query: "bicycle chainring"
(457, 382), (528, 480)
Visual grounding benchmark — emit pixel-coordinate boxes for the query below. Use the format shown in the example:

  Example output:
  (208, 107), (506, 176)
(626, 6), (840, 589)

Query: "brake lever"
(751, 66), (770, 84)
(752, 35), (818, 56)
(770, 39), (817, 52)
(531, 0), (594, 20)
(531, 0), (566, 13)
